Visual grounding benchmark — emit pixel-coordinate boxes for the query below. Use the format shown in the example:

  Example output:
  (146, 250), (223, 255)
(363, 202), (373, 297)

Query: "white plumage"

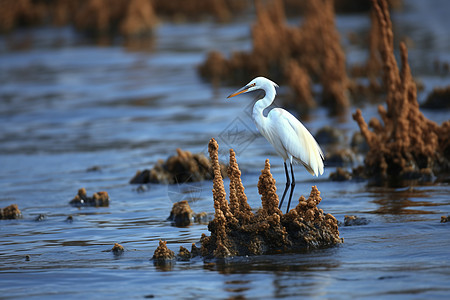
(227, 76), (324, 212)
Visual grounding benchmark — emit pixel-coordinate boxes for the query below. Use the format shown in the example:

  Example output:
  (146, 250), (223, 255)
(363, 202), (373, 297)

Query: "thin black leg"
(286, 163), (296, 213)
(278, 162), (290, 210)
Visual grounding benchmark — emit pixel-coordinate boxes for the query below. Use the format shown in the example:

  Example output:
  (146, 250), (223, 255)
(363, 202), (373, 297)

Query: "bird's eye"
(250, 83), (256, 87)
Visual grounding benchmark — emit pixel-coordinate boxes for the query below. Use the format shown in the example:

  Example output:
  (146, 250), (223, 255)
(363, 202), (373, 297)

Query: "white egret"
(227, 77), (324, 213)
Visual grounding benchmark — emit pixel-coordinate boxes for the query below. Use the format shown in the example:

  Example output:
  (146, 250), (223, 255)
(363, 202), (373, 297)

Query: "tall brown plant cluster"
(297, 0), (349, 113)
(152, 0), (247, 22)
(0, 0), (246, 36)
(199, 0), (349, 114)
(352, 0), (450, 183)
(199, 138), (341, 258)
(349, 4), (388, 97)
(0, 0), (157, 37)
(365, 8), (384, 89)
(198, 0), (287, 84)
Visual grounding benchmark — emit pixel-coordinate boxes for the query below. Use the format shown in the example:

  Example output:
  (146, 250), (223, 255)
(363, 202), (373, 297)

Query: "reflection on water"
(369, 186), (450, 215)
(1, 0), (450, 298)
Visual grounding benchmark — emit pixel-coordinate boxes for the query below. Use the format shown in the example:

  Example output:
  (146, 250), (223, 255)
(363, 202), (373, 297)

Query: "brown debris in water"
(73, 0), (157, 37)
(190, 243), (201, 258)
(422, 86), (450, 110)
(152, 0), (247, 22)
(0, 204), (21, 220)
(152, 240), (175, 261)
(199, 138), (341, 258)
(344, 215), (370, 226)
(168, 200), (194, 227)
(315, 126), (345, 146)
(326, 149), (356, 167)
(441, 216), (450, 223)
(330, 167), (352, 181)
(352, 0), (450, 183)
(177, 246), (191, 261)
(198, 0), (349, 114)
(130, 148), (227, 184)
(0, 0), (249, 35)
(69, 188), (110, 207)
(111, 243), (125, 255)
(0, 0), (42, 32)
(0, 0), (157, 37)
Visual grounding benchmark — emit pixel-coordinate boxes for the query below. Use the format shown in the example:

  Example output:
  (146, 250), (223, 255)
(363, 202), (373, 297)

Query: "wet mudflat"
(1, 0), (450, 298)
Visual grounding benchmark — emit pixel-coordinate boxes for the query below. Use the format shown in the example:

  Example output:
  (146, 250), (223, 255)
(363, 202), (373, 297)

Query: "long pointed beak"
(227, 85), (250, 99)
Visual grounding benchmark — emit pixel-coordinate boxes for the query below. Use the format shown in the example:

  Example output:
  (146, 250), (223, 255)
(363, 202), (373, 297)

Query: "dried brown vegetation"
(286, 62), (315, 111)
(349, 8), (384, 95)
(152, 0), (248, 22)
(0, 0), (44, 32)
(198, 0), (349, 114)
(198, 138), (341, 258)
(0, 0), (157, 37)
(352, 0), (450, 184)
(0, 0), (249, 35)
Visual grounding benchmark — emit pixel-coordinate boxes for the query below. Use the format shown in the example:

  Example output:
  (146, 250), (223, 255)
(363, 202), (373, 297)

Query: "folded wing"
(269, 108), (324, 176)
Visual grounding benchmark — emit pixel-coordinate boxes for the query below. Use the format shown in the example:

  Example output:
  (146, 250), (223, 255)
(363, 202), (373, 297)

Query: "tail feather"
(294, 143), (324, 177)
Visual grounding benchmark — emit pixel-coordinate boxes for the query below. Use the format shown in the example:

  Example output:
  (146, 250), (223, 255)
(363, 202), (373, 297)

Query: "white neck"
(252, 83), (276, 124)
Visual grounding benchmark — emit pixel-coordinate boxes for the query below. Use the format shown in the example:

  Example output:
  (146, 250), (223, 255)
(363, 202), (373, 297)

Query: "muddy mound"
(0, 204), (21, 220)
(198, 138), (341, 258)
(153, 0), (247, 22)
(0, 0), (157, 37)
(198, 0), (349, 114)
(153, 138), (341, 258)
(421, 86), (450, 109)
(69, 188), (110, 207)
(130, 148), (227, 184)
(352, 0), (450, 184)
(152, 240), (175, 261)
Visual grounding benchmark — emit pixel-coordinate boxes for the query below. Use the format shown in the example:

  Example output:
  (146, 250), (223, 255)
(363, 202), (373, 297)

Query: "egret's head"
(227, 77), (279, 99)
